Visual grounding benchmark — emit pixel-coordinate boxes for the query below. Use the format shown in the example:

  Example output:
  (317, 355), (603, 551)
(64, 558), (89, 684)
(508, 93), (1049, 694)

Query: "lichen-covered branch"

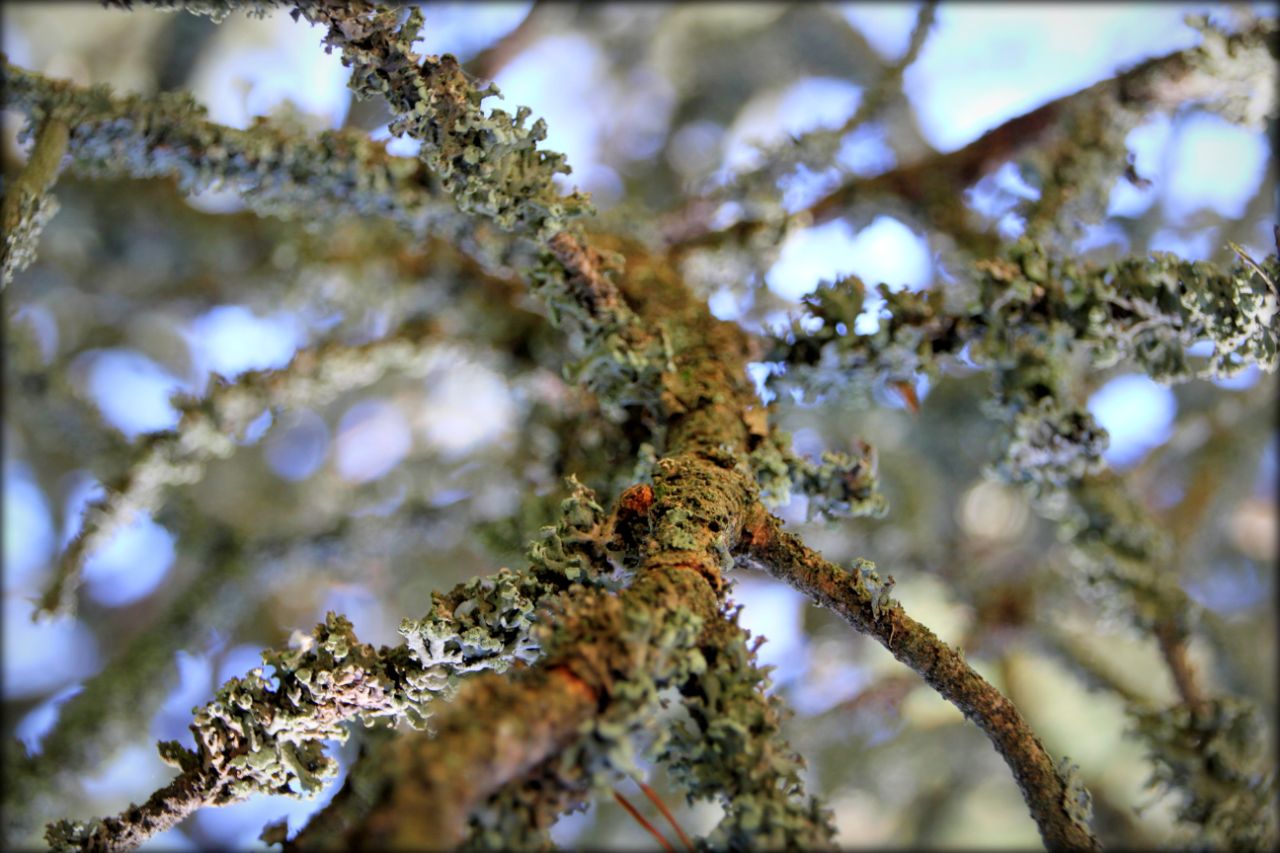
(109, 1), (660, 399)
(324, 228), (1093, 848)
(23, 4), (1269, 850)
(736, 508), (1100, 850)
(288, 0), (591, 240)
(291, 222), (839, 845)
(748, 423), (888, 520)
(772, 238), (1277, 848)
(111, 0), (591, 239)
(44, 478), (617, 852)
(1, 60), (457, 235)
(5, 527), (246, 846)
(772, 241), (1278, 486)
(337, 567), (715, 850)
(1, 115), (69, 289)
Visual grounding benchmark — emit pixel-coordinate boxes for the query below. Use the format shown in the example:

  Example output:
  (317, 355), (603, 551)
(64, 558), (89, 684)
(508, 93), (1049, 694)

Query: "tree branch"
(736, 507), (1100, 850)
(1, 114), (69, 288)
(666, 18), (1276, 255)
(38, 319), (441, 616)
(0, 60), (458, 236)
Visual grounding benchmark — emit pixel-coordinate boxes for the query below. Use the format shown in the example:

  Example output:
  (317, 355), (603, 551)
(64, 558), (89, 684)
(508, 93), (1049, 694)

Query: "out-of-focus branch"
(37, 319), (442, 616)
(465, 0), (564, 82)
(667, 18), (1276, 256)
(660, 1), (938, 251)
(0, 60), (459, 235)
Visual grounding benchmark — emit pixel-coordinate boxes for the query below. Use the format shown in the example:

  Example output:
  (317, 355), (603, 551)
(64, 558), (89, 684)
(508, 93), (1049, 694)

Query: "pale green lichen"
(105, 0), (278, 21)
(660, 602), (837, 849)
(1, 113), (69, 289)
(1131, 698), (1277, 850)
(527, 244), (661, 408)
(850, 557), (896, 622)
(47, 476), (620, 846)
(1056, 757), (1095, 838)
(524, 475), (617, 586)
(749, 425), (887, 520)
(1, 183), (60, 289)
(277, 0), (591, 240)
(772, 240), (1278, 486)
(1, 59), (459, 237)
(503, 577), (712, 801)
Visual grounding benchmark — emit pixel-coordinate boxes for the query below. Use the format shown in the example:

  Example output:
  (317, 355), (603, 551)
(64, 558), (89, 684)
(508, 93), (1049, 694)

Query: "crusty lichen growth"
(44, 593), (532, 853)
(525, 475), (616, 585)
(772, 241), (1279, 486)
(293, 0), (591, 239)
(463, 753), (590, 851)
(1, 60), (456, 236)
(339, 567), (719, 850)
(662, 603), (837, 849)
(749, 425), (887, 520)
(1056, 758), (1096, 841)
(5, 530), (246, 846)
(530, 233), (659, 409)
(45, 474), (619, 853)
(120, 0), (590, 239)
(1132, 698), (1277, 850)
(1015, 16), (1277, 246)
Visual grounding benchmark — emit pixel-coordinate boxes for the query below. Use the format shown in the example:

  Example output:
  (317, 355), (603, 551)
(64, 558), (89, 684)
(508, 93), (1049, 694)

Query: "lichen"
(748, 425), (888, 519)
(1, 59), (459, 237)
(660, 602), (837, 849)
(1057, 757), (1095, 838)
(1132, 698), (1277, 850)
(772, 241), (1279, 487)
(282, 0), (591, 241)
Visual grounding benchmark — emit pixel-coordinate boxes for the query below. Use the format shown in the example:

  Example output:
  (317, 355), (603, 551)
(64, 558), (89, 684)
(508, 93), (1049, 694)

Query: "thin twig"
(638, 780), (694, 853)
(614, 790), (675, 853)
